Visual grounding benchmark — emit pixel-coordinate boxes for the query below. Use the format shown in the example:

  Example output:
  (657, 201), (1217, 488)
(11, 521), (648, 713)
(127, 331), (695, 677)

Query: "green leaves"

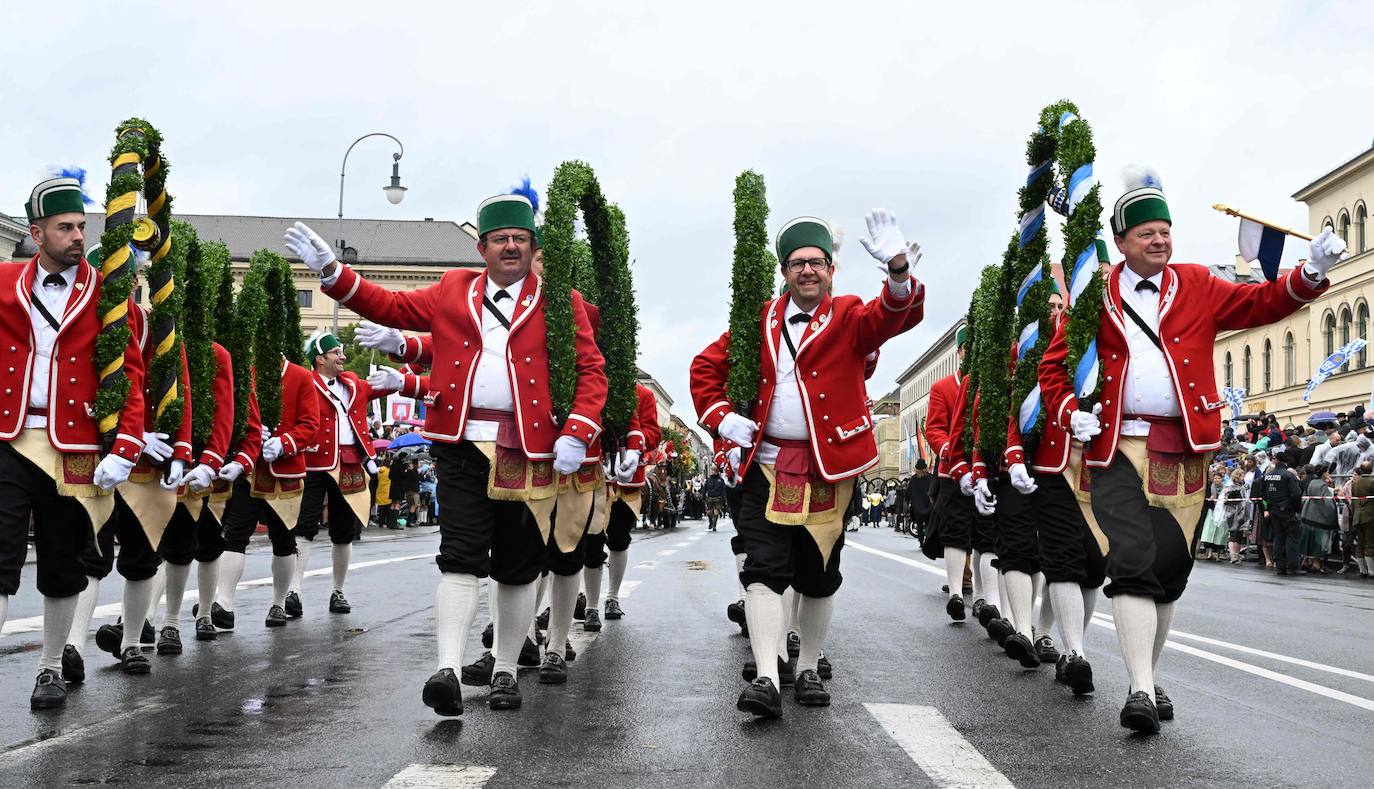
(727, 170), (772, 413)
(1054, 103), (1105, 408)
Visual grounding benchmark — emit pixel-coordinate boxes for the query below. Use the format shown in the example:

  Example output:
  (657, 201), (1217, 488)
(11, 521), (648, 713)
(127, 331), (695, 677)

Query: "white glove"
(615, 449), (642, 485)
(283, 221), (336, 275)
(365, 459), (379, 475)
(218, 461), (244, 482)
(159, 459), (186, 491)
(1304, 227), (1347, 281)
(93, 455), (135, 491)
(717, 412), (759, 448)
(262, 436), (284, 463)
(1008, 463), (1038, 495)
(183, 463), (216, 492)
(553, 435), (588, 475)
(858, 209), (911, 265)
(603, 457), (615, 479)
(1070, 403), (1103, 442)
(958, 472), (974, 497)
(974, 478), (997, 516)
(367, 366), (405, 392)
(142, 432), (174, 463)
(357, 320), (406, 355)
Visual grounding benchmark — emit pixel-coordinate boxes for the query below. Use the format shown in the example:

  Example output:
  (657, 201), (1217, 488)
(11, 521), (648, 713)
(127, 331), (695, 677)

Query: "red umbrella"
(373, 438), (392, 450)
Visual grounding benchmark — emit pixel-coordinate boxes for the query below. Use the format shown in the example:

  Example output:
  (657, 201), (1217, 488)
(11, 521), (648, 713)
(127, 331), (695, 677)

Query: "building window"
(1339, 211), (1352, 246)
(1243, 346), (1252, 392)
(1358, 203), (1368, 254)
(1262, 339), (1272, 391)
(297, 289), (313, 308)
(1360, 303), (1370, 368)
(1325, 311), (1336, 358)
(1284, 332), (1295, 386)
(1224, 352), (1233, 388)
(1341, 306), (1353, 371)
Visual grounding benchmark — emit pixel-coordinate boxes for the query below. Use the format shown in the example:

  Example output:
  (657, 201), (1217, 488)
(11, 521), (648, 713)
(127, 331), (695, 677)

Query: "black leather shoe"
(210, 602), (234, 630)
(539, 652), (568, 684)
(95, 622), (123, 658)
(986, 618), (1014, 646)
(422, 668), (463, 716)
(1003, 632), (1042, 668)
(793, 669), (831, 707)
(976, 602), (1001, 628)
(481, 621), (494, 648)
(573, 592), (587, 620)
(265, 605), (288, 628)
(329, 590), (351, 614)
(1034, 634), (1061, 664)
(518, 636), (541, 668)
(946, 595), (966, 622)
(583, 610), (602, 632)
(604, 599), (624, 620)
(971, 598), (987, 623)
(818, 653), (833, 680)
(119, 646), (151, 675)
(461, 652), (494, 686)
(742, 659), (758, 682)
(1054, 654), (1068, 684)
(1154, 685), (1174, 720)
(62, 645), (85, 684)
(284, 591), (303, 618)
(786, 632), (800, 659)
(535, 606), (550, 631)
(727, 599), (746, 626)
(1120, 690), (1160, 733)
(1065, 654), (1095, 696)
(564, 640), (577, 662)
(736, 677), (782, 718)
(195, 616), (217, 641)
(30, 669), (66, 710)
(156, 626), (182, 655)
(779, 656), (796, 687)
(140, 619), (154, 644)
(489, 671), (522, 710)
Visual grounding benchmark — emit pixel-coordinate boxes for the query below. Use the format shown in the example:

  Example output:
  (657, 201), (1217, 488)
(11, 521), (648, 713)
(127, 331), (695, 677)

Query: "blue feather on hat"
(509, 176), (540, 215)
(49, 166), (95, 205)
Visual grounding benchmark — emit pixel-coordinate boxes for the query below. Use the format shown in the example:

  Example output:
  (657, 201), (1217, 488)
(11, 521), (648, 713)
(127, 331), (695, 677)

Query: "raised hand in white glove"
(1304, 227), (1347, 281)
(553, 435), (588, 475)
(367, 366), (405, 393)
(973, 478), (997, 516)
(858, 209), (912, 266)
(283, 221), (336, 275)
(218, 461), (244, 482)
(357, 320), (405, 355)
(615, 449), (642, 485)
(958, 472), (974, 497)
(183, 463), (217, 492)
(717, 412), (759, 448)
(262, 437), (284, 464)
(1070, 403), (1103, 443)
(93, 455), (135, 491)
(159, 459), (186, 491)
(142, 431), (174, 463)
(1008, 463), (1038, 495)
(365, 459), (379, 476)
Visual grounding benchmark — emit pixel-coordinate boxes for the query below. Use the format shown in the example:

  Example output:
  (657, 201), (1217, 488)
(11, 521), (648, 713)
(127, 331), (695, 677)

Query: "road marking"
(568, 581), (639, 654)
(864, 703), (1013, 788)
(1, 552), (434, 637)
(0, 702), (170, 764)
(656, 549), (678, 556)
(384, 764), (496, 788)
(635, 560), (658, 570)
(847, 540), (943, 576)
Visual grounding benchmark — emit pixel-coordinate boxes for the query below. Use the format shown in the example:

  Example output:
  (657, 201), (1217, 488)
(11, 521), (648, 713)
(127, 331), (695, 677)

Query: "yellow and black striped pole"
(94, 124), (147, 446)
(136, 130), (183, 435)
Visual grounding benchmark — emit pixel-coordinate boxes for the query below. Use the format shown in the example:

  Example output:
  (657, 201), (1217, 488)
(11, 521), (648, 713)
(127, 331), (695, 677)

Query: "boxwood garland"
(960, 267), (999, 457)
(243, 250), (300, 429)
(225, 255), (265, 446)
(1055, 105), (1106, 406)
(176, 220), (219, 444)
(132, 119), (186, 440)
(726, 170), (771, 417)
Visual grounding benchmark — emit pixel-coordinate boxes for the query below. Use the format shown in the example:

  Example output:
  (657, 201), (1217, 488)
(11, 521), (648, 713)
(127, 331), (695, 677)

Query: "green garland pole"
(226, 255), (265, 446)
(178, 220), (220, 445)
(962, 267), (1000, 458)
(243, 250), (289, 429)
(592, 203), (639, 433)
(1053, 104), (1107, 408)
(276, 254), (306, 367)
(726, 170), (771, 418)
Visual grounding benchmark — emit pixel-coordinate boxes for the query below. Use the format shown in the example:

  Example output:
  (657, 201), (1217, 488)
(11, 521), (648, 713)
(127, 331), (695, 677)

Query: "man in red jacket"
(692, 210), (923, 718)
(1038, 167), (1346, 733)
(285, 192), (606, 717)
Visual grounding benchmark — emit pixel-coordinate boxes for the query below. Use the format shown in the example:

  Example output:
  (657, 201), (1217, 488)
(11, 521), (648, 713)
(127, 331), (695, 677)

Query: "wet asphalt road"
(1, 518), (1372, 788)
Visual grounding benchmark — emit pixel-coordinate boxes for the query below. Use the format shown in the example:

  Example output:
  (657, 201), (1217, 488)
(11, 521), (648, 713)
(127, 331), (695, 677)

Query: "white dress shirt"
(1117, 266), (1180, 437)
(26, 266), (77, 429)
(463, 275), (524, 442)
(322, 376), (358, 447)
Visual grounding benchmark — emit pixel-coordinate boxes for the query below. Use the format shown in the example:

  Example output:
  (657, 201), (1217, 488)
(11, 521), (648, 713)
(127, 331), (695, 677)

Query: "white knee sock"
(1004, 570), (1034, 638)
(149, 565), (167, 622)
(970, 550), (985, 601)
(785, 588), (801, 636)
(0, 593), (7, 631)
(546, 572), (580, 659)
(271, 555), (294, 608)
(162, 563), (191, 629)
(527, 573), (550, 643)
(943, 547), (968, 599)
(1082, 586), (1100, 632)
(493, 581), (537, 676)
(744, 583), (784, 685)
(996, 571), (1009, 615)
(1049, 582), (1087, 658)
(68, 576), (101, 652)
(1112, 594), (1157, 694)
(583, 566), (603, 613)
(291, 539), (313, 594)
(331, 543), (351, 592)
(979, 553), (1000, 607)
(120, 579), (155, 650)
(197, 559), (219, 616)
(734, 553), (746, 600)
(41, 594), (79, 672)
(795, 594), (834, 674)
(607, 549), (628, 600)
(216, 551), (247, 612)
(1034, 573), (1054, 636)
(1152, 601), (1176, 669)
(435, 573), (479, 671)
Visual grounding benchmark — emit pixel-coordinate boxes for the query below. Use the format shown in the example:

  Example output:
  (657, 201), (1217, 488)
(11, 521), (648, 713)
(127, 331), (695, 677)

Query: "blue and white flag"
(1016, 265), (1043, 308)
(1221, 386), (1247, 429)
(1237, 218), (1285, 282)
(1067, 164), (1094, 214)
(1303, 339), (1367, 401)
(1027, 160), (1052, 188)
(1018, 204), (1045, 249)
(1018, 384), (1042, 436)
(1068, 244), (1095, 305)
(1058, 111), (1078, 130)
(1016, 321), (1038, 361)
(1074, 340), (1100, 399)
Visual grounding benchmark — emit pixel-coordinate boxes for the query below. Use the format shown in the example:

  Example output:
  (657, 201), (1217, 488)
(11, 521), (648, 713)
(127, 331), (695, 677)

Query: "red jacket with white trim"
(924, 372), (965, 479)
(196, 342), (235, 472)
(303, 369), (380, 471)
(129, 306), (194, 464)
(266, 358), (321, 479)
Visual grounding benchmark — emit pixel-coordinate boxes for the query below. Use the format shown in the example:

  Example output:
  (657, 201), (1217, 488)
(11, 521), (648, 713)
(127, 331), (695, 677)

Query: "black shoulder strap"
(483, 295), (511, 331)
(1119, 298), (1163, 352)
(780, 322), (799, 361)
(30, 297), (61, 332)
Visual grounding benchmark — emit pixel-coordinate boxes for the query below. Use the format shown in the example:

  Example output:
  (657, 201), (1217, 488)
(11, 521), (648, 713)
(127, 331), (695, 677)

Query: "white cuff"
(887, 276), (912, 299)
(321, 266), (342, 288)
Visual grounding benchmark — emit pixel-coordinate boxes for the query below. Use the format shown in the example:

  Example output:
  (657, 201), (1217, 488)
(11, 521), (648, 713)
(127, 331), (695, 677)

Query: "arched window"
(1342, 306), (1354, 371)
(1324, 311), (1336, 360)
(1262, 339), (1272, 391)
(1323, 216), (1335, 233)
(1243, 345), (1252, 392)
(1355, 202), (1368, 254)
(1225, 352), (1234, 388)
(1339, 210), (1352, 246)
(1284, 332), (1295, 386)
(1360, 302), (1370, 368)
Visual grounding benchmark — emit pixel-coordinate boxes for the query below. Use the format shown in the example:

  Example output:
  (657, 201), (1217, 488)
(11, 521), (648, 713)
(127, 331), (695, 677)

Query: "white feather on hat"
(1121, 164), (1164, 192)
(830, 224), (844, 255)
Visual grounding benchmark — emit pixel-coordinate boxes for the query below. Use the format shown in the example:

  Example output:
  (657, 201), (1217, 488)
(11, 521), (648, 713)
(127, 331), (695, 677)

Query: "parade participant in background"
(1039, 166), (1344, 733)
(1, 177), (145, 710)
(692, 210), (924, 718)
(594, 382), (658, 624)
(287, 192), (606, 717)
(923, 327), (979, 621)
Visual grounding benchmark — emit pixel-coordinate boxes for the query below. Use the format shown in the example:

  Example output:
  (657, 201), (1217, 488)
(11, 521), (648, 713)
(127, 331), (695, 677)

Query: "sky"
(6, 1), (1372, 443)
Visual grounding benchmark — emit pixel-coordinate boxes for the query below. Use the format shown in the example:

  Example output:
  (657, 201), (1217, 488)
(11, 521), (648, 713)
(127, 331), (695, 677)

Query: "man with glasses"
(692, 210), (924, 718)
(284, 194), (606, 718)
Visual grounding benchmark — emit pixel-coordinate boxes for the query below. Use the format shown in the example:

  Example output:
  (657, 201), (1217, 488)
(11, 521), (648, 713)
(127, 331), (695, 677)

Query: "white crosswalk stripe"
(864, 703), (1014, 788)
(383, 764), (497, 788)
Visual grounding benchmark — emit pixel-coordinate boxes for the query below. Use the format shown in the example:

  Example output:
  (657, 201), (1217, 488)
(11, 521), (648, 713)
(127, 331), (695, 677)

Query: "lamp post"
(334, 132), (407, 334)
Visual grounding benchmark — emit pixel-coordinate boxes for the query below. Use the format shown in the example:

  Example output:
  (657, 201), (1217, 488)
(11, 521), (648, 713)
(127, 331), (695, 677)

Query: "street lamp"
(334, 132), (406, 333)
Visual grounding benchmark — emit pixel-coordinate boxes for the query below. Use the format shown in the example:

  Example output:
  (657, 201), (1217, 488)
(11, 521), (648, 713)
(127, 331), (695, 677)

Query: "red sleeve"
(924, 378), (952, 471)
(276, 367), (321, 458)
(232, 368), (263, 470)
(390, 334), (433, 366)
(945, 376), (972, 479)
(111, 296), (147, 461)
(400, 373), (427, 398)
(627, 385), (660, 452)
(690, 330), (733, 434)
(1210, 264), (1327, 330)
(1003, 411), (1026, 468)
(561, 292), (608, 447)
(321, 264), (441, 332)
(198, 343), (235, 472)
(863, 350), (879, 381)
(1037, 316), (1078, 432)
(968, 394), (987, 481)
(847, 278), (924, 356)
(171, 342), (194, 463)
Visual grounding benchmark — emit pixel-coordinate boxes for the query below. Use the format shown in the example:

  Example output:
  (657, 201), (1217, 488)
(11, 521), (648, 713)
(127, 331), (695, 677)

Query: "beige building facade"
(862, 396), (903, 482)
(1212, 145), (1373, 425)
(894, 319), (963, 476)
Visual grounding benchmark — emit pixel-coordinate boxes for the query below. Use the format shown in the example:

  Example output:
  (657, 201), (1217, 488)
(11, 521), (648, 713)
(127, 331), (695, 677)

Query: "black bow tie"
(42, 273), (65, 288)
(493, 289), (512, 302)
(789, 312), (812, 325)
(1134, 279), (1159, 294)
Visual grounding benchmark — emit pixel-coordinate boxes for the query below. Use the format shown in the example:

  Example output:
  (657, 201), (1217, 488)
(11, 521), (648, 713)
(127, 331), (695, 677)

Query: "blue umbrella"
(1307, 411), (1338, 427)
(389, 432), (431, 449)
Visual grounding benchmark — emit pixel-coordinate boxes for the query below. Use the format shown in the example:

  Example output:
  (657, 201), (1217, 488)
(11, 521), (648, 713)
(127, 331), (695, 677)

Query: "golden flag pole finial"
(1212, 203), (1314, 242)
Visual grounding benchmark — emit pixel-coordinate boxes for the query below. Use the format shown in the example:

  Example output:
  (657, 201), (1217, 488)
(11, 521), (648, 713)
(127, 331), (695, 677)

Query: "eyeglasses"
(486, 233), (533, 247)
(784, 257), (832, 273)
